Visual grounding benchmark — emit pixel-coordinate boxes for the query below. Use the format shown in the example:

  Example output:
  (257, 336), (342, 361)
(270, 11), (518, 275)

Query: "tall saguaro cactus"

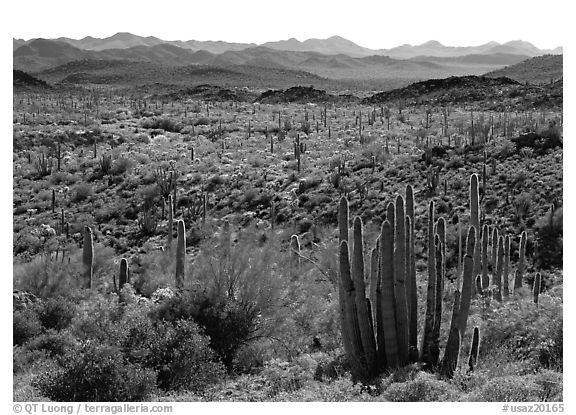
(175, 220), (186, 290)
(82, 226), (93, 289)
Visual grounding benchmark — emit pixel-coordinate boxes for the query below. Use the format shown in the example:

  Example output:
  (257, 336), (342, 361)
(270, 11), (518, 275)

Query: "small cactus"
(119, 258), (129, 291)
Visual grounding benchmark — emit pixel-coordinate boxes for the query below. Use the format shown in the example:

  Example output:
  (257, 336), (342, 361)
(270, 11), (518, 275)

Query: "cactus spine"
(175, 220), (186, 289)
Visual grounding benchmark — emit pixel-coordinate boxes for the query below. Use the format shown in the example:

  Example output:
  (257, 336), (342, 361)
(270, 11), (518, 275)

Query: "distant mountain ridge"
(14, 33), (562, 57)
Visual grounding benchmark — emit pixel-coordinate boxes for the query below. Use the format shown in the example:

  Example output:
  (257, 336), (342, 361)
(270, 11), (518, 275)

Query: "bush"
(534, 207), (562, 269)
(151, 292), (258, 371)
(467, 375), (541, 401)
(25, 329), (76, 357)
(383, 372), (460, 402)
(33, 341), (157, 401)
(13, 309), (42, 346)
(71, 182), (93, 203)
(34, 297), (76, 331)
(124, 319), (226, 392)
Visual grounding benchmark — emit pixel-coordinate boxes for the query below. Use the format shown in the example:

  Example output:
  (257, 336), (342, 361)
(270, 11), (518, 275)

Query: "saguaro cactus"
(82, 226), (94, 289)
(175, 220), (186, 289)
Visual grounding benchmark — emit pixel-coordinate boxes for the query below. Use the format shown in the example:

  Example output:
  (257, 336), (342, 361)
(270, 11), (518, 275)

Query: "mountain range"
(12, 33), (563, 91)
(14, 32), (562, 58)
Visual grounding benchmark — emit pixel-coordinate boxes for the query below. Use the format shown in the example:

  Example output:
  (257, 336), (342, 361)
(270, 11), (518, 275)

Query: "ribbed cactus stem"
(393, 196), (409, 366)
(421, 200), (436, 367)
(470, 175), (482, 278)
(339, 197), (349, 244)
(119, 258), (129, 291)
(82, 226), (93, 289)
(430, 235), (443, 366)
(290, 234), (301, 269)
(369, 245), (379, 326)
(387, 201), (396, 237)
(378, 220), (398, 369)
(468, 326), (480, 372)
(405, 186), (417, 359)
(491, 227), (499, 275)
(340, 240), (366, 378)
(515, 231), (527, 293)
(175, 220), (186, 290)
(440, 290), (461, 379)
(533, 272), (541, 305)
(352, 217), (377, 375)
(406, 216), (418, 362)
(503, 235), (511, 299)
(493, 236), (505, 302)
(457, 226), (476, 339)
(481, 225), (489, 289)
(167, 195), (173, 251)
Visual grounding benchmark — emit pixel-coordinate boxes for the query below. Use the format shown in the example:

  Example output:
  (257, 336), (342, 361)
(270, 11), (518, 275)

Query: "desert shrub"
(467, 375), (541, 401)
(478, 293), (563, 372)
(13, 253), (84, 299)
(111, 157), (133, 175)
(123, 319), (226, 392)
(141, 117), (183, 133)
(13, 308), (43, 346)
(383, 372), (460, 402)
(34, 297), (76, 331)
(534, 207), (562, 269)
(71, 182), (93, 203)
(151, 292), (259, 371)
(25, 329), (77, 357)
(33, 341), (157, 401)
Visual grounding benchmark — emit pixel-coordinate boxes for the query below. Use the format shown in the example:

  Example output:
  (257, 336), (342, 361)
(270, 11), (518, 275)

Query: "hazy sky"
(6, 0), (567, 49)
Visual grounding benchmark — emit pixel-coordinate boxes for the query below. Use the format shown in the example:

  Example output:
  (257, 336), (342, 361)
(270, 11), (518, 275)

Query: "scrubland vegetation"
(13, 84), (562, 401)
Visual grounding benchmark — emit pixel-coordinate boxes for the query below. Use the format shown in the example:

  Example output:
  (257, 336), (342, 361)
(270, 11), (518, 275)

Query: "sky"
(4, 0), (569, 49)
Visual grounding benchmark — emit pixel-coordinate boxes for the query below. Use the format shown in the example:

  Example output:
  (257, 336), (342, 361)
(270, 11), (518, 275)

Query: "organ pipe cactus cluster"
(337, 176), (491, 380)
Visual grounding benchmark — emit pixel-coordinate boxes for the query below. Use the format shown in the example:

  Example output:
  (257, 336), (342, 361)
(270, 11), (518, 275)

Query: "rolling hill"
(484, 54), (563, 84)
